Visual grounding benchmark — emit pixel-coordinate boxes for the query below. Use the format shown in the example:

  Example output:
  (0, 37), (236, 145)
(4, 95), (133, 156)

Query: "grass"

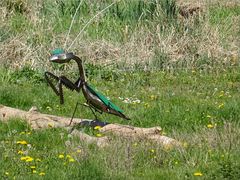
(1, 66), (240, 179)
(0, 0), (240, 179)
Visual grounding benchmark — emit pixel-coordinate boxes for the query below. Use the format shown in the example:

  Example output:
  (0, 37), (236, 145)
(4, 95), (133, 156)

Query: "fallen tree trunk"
(0, 104), (181, 148)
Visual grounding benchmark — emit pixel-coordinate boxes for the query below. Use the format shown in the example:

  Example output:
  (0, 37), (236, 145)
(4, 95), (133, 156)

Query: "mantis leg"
(45, 71), (80, 104)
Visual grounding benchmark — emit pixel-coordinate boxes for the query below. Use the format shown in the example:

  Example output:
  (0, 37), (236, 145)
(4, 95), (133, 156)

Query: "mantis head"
(49, 48), (74, 64)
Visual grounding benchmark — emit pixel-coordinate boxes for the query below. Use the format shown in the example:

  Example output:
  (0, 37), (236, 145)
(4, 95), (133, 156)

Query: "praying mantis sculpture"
(45, 49), (130, 127)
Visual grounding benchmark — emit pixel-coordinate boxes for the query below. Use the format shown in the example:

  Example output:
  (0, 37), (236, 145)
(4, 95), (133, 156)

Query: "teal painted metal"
(51, 48), (64, 55)
(86, 84), (124, 113)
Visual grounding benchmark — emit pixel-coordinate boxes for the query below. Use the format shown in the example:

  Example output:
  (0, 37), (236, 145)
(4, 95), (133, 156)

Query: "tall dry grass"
(0, 0), (239, 71)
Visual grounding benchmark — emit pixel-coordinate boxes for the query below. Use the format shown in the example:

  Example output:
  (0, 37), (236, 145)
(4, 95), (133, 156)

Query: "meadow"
(0, 0), (240, 179)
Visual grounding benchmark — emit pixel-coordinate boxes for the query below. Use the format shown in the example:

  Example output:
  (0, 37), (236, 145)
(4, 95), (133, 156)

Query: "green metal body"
(45, 49), (130, 121)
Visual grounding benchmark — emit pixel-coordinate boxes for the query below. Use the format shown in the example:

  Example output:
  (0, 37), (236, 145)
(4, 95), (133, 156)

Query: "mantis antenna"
(67, 1), (117, 51)
(64, 0), (84, 49)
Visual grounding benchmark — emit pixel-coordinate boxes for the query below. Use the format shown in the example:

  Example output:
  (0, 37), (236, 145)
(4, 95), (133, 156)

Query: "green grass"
(1, 0), (240, 179)
(0, 67), (240, 179)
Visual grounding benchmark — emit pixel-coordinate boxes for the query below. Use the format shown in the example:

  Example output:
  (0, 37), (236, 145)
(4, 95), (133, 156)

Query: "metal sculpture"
(45, 49), (130, 127)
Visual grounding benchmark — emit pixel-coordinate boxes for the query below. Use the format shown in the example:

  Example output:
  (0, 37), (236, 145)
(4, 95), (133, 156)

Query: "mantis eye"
(49, 49), (74, 63)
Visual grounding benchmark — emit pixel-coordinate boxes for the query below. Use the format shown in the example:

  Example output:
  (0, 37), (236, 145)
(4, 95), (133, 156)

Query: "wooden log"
(0, 104), (181, 148)
(0, 104), (89, 129)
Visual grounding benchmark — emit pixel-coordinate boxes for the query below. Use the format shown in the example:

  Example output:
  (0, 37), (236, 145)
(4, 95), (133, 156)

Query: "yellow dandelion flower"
(206, 115), (211, 118)
(39, 172), (45, 176)
(17, 140), (28, 145)
(194, 172), (203, 176)
(17, 150), (24, 155)
(150, 95), (157, 100)
(182, 142), (188, 148)
(5, 172), (9, 176)
(32, 170), (37, 174)
(94, 126), (102, 130)
(20, 156), (30, 161)
(19, 132), (25, 135)
(69, 158), (75, 162)
(144, 103), (150, 108)
(218, 103), (224, 108)
(207, 124), (214, 128)
(76, 149), (81, 153)
(30, 166), (36, 169)
(175, 161), (178, 165)
(26, 132), (31, 135)
(25, 157), (34, 162)
(21, 156), (33, 162)
(58, 154), (64, 159)
(48, 123), (54, 128)
(96, 133), (102, 137)
(150, 149), (155, 153)
(66, 155), (72, 159)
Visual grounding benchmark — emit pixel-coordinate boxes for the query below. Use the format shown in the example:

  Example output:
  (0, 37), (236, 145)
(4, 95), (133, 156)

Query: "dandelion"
(32, 170), (37, 173)
(175, 161), (178, 165)
(26, 132), (31, 135)
(194, 172), (203, 176)
(144, 103), (150, 108)
(219, 91), (224, 97)
(39, 172), (45, 176)
(218, 103), (224, 109)
(19, 132), (25, 135)
(5, 172), (9, 176)
(96, 133), (103, 137)
(25, 157), (34, 162)
(94, 126), (102, 130)
(17, 150), (24, 155)
(17, 140), (28, 145)
(150, 149), (155, 153)
(30, 166), (36, 169)
(48, 123), (54, 128)
(76, 149), (81, 153)
(58, 154), (64, 159)
(69, 158), (75, 162)
(20, 156), (33, 162)
(207, 124), (214, 128)
(150, 95), (157, 100)
(21, 156), (30, 161)
(206, 115), (211, 118)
